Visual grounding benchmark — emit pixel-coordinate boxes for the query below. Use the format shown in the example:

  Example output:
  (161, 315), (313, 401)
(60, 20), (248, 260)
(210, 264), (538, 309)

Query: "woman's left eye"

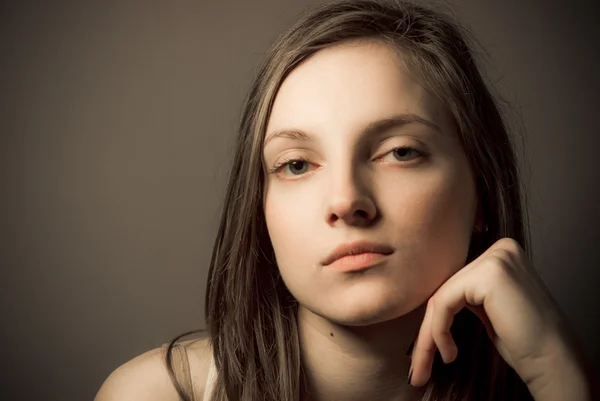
(380, 146), (424, 162)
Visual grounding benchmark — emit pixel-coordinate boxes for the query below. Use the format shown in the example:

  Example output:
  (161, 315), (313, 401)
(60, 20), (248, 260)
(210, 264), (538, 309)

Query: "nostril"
(356, 210), (369, 219)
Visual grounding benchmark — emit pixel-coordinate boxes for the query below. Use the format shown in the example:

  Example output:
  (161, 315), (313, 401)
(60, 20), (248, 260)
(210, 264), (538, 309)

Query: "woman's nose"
(324, 171), (377, 227)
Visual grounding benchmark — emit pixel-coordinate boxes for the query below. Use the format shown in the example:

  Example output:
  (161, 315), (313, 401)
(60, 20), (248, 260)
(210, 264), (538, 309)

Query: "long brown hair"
(167, 0), (534, 399)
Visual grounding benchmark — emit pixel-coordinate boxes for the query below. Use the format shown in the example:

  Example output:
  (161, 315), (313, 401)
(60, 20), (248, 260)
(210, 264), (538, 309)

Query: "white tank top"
(203, 355), (217, 400)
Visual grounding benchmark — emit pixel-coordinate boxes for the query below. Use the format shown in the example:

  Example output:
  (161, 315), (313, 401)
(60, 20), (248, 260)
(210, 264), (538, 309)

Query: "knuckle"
(488, 248), (510, 264)
(496, 237), (525, 257)
(431, 331), (445, 346)
(485, 254), (512, 278)
(428, 290), (448, 311)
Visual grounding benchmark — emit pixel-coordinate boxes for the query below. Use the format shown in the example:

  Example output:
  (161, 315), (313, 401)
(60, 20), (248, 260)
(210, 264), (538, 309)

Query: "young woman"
(96, 1), (595, 400)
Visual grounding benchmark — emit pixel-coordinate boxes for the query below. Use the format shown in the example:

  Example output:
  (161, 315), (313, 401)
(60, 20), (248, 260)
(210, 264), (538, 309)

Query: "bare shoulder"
(95, 336), (213, 401)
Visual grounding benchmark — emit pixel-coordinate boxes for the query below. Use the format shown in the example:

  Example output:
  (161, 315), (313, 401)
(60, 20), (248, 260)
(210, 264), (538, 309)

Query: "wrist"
(525, 337), (592, 401)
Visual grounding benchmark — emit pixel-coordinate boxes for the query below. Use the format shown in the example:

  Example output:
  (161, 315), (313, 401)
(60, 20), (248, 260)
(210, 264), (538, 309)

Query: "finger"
(409, 299), (436, 387)
(428, 270), (485, 366)
(430, 293), (463, 365)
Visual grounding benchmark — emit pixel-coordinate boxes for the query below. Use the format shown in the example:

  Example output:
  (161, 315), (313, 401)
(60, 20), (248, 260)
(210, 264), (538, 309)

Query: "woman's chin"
(307, 286), (423, 327)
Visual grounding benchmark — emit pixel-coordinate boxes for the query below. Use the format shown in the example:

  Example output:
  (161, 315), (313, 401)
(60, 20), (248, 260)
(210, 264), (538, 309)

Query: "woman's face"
(262, 40), (477, 326)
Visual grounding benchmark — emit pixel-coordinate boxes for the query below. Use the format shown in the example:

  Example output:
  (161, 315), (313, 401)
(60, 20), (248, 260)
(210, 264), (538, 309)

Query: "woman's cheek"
(419, 170), (476, 275)
(264, 187), (319, 262)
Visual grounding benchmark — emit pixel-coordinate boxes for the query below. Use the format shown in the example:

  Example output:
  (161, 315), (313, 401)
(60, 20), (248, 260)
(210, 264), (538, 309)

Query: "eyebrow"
(263, 113), (441, 147)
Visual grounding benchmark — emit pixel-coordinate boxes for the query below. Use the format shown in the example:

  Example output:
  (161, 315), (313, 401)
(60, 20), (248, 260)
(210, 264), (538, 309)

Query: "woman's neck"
(297, 305), (427, 401)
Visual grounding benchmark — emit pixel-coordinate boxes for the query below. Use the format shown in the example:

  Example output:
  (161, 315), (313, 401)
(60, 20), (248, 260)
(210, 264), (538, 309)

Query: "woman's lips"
(321, 240), (394, 269)
(326, 252), (391, 272)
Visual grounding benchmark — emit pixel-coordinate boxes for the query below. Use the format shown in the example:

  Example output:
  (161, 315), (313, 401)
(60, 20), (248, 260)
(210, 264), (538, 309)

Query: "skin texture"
(262, 40), (592, 401)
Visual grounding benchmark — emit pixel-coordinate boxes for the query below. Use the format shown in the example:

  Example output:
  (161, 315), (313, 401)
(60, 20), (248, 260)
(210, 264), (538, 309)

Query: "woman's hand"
(408, 237), (592, 400)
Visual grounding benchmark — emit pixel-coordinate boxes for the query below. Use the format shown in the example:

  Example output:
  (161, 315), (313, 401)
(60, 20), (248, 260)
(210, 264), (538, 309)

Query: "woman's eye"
(269, 158), (312, 177)
(286, 160), (309, 175)
(382, 146), (423, 162)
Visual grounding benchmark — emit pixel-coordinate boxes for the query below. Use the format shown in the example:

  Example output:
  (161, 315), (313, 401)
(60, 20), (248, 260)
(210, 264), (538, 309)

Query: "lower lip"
(327, 252), (390, 272)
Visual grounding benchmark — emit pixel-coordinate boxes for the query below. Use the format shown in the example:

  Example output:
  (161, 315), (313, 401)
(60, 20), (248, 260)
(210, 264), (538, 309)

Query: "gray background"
(1, 0), (599, 400)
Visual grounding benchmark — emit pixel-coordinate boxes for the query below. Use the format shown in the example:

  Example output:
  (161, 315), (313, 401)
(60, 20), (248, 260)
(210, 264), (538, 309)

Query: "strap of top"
(203, 354), (216, 400)
(161, 343), (195, 401)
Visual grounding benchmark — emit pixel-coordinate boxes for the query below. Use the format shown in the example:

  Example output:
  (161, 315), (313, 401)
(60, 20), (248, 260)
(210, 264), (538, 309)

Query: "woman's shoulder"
(95, 336), (213, 401)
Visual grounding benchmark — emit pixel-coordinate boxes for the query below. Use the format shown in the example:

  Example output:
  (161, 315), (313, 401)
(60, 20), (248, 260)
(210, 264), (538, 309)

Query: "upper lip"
(321, 240), (394, 266)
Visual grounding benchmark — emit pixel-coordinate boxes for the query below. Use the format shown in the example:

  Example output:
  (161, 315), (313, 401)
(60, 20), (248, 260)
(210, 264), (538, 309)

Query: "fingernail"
(405, 340), (414, 357)
(407, 366), (413, 385)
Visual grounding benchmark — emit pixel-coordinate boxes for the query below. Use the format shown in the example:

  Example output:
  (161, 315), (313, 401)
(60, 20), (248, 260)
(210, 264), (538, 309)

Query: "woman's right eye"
(268, 157), (314, 177)
(285, 160), (309, 175)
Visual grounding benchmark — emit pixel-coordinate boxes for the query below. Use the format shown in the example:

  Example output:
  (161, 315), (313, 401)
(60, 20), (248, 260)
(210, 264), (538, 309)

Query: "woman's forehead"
(266, 40), (453, 143)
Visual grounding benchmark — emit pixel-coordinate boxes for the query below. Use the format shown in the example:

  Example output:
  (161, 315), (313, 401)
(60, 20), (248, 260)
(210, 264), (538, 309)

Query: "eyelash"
(267, 145), (425, 176)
